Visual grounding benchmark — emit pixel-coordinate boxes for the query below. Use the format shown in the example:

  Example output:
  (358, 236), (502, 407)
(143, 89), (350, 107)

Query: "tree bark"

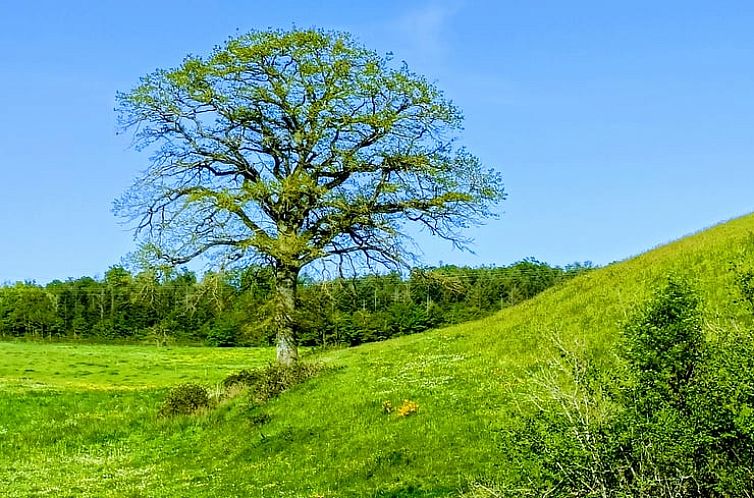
(274, 264), (300, 366)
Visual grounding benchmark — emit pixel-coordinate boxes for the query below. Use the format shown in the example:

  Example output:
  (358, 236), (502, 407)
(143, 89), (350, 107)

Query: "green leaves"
(116, 27), (504, 275)
(623, 276), (702, 412)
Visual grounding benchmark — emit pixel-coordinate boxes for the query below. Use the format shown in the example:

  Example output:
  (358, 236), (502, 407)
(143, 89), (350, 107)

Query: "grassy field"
(0, 343), (275, 391)
(2, 213), (754, 497)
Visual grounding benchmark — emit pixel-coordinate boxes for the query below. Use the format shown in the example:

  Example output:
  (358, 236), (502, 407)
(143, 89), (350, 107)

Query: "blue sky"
(1, 1), (753, 282)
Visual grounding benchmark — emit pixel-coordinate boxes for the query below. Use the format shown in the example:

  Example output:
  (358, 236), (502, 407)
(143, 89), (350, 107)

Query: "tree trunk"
(274, 264), (300, 366)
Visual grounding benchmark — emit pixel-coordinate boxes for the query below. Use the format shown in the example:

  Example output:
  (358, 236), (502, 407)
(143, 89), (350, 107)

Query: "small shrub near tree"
(224, 362), (324, 405)
(159, 362), (324, 419)
(159, 383), (210, 417)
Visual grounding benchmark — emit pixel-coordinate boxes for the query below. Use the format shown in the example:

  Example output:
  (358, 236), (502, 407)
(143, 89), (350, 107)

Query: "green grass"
(2, 213), (754, 497)
(0, 343), (274, 391)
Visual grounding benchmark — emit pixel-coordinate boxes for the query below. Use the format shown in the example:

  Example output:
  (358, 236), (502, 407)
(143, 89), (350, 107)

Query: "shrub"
(611, 277), (705, 495)
(222, 369), (262, 389)
(159, 383), (210, 417)
(516, 276), (754, 497)
(732, 260), (754, 317)
(624, 276), (702, 411)
(689, 325), (754, 494)
(204, 316), (240, 347)
(223, 362), (324, 404)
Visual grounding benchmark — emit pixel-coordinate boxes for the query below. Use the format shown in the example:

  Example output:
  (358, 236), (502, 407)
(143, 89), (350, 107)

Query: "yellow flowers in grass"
(382, 399), (419, 417)
(397, 399), (419, 417)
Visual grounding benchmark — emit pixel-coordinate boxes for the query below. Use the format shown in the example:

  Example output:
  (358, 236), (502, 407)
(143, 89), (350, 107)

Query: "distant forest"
(0, 259), (594, 347)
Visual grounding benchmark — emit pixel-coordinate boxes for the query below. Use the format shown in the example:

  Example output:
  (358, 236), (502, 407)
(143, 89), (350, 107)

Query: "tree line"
(0, 259), (593, 347)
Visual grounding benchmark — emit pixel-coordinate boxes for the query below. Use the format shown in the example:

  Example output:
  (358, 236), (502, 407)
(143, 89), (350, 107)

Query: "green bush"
(613, 276), (754, 495)
(204, 320), (239, 347)
(623, 277), (702, 412)
(223, 362), (323, 404)
(222, 369), (263, 389)
(159, 383), (210, 417)
(516, 276), (754, 497)
(732, 258), (754, 319)
(689, 325), (754, 494)
(611, 278), (705, 494)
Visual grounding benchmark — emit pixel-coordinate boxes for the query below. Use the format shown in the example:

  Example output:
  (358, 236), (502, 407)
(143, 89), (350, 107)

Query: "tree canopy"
(116, 28), (505, 363)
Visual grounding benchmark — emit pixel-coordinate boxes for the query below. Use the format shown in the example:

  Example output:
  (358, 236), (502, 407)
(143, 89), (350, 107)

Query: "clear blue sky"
(1, 1), (753, 283)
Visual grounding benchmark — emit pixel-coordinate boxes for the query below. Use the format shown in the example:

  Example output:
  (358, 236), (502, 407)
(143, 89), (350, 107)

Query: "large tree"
(116, 28), (504, 365)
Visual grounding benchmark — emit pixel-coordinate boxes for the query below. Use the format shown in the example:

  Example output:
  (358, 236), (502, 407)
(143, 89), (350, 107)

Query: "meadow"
(2, 213), (754, 496)
(0, 345), (274, 496)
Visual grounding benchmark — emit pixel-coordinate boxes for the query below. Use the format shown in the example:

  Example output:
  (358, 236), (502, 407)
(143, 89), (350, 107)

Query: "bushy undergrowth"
(512, 276), (754, 497)
(223, 361), (325, 404)
(159, 383), (210, 417)
(159, 361), (324, 418)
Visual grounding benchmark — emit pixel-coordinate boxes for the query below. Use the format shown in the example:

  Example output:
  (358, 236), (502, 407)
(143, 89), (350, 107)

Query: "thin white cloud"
(394, 2), (461, 63)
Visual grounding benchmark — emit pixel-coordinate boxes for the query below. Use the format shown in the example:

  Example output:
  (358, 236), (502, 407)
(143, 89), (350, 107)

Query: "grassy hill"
(2, 213), (754, 497)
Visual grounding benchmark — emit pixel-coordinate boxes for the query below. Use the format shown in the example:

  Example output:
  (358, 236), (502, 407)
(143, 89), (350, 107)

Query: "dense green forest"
(0, 259), (593, 347)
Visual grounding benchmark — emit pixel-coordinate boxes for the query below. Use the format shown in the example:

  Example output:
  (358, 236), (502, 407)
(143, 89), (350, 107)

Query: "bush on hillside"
(223, 362), (324, 404)
(159, 383), (210, 417)
(223, 368), (263, 389)
(732, 260), (754, 317)
(517, 276), (754, 497)
(609, 277), (705, 495)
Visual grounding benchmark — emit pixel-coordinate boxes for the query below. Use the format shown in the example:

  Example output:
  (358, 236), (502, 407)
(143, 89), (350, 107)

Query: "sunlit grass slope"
(2, 213), (754, 497)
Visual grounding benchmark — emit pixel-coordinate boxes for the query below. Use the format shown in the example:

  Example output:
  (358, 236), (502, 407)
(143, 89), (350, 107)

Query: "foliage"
(159, 383), (210, 417)
(115, 27), (505, 363)
(732, 257), (754, 316)
(223, 361), (324, 404)
(204, 316), (240, 347)
(623, 276), (702, 414)
(516, 276), (754, 497)
(222, 368), (263, 389)
(115, 28), (503, 272)
(0, 259), (591, 347)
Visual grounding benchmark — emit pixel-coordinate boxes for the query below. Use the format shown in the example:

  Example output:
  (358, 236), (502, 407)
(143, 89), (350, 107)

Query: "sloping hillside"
(3, 213), (754, 497)
(243, 213), (753, 496)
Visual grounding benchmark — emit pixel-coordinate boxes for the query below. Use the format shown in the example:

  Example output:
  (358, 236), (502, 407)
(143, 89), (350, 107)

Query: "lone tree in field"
(116, 29), (504, 365)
